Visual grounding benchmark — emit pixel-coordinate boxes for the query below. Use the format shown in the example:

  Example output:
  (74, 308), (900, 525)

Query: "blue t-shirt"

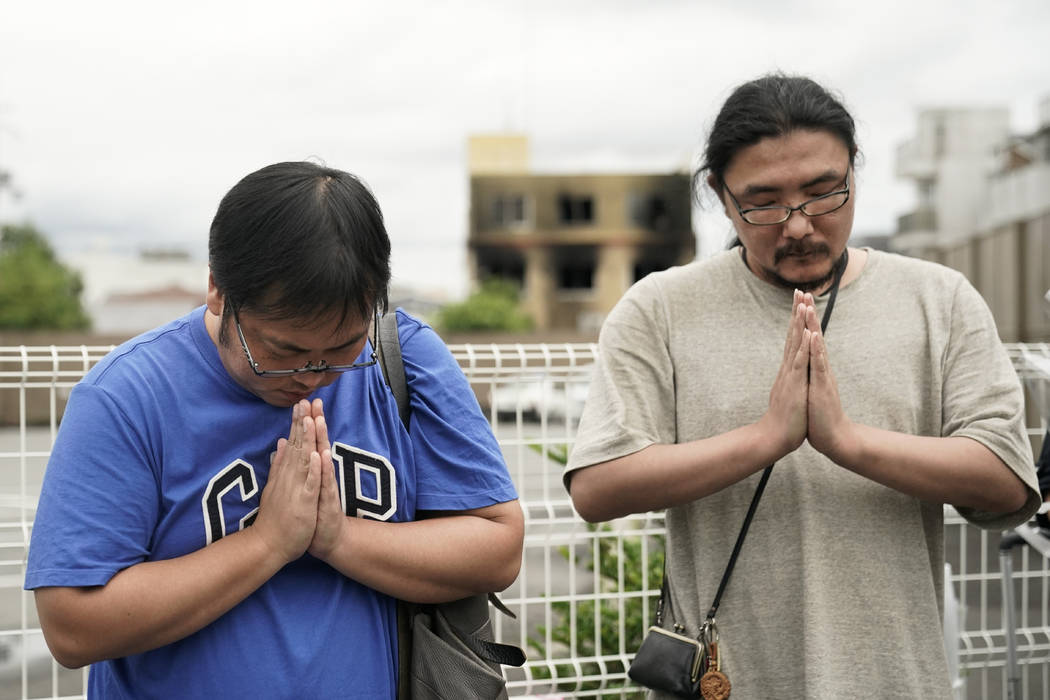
(25, 307), (517, 700)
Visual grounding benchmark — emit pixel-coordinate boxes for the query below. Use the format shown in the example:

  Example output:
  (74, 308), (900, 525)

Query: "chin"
(769, 264), (835, 293)
(790, 278), (829, 293)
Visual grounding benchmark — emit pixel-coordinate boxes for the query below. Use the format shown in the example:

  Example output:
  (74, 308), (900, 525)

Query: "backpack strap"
(377, 311), (414, 700)
(377, 311), (411, 429)
(379, 310), (525, 700)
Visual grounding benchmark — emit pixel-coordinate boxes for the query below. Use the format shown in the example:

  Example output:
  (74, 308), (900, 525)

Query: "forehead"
(238, 306), (371, 348)
(723, 129), (850, 188)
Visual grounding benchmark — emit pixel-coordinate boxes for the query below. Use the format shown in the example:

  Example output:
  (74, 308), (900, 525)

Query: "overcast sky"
(1, 0), (1048, 299)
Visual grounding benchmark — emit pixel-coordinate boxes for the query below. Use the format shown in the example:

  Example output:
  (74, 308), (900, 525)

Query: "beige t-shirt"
(565, 248), (1039, 700)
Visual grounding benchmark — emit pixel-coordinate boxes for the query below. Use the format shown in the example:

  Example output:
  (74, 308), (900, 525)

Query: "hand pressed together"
(803, 303), (853, 462)
(309, 406), (347, 560)
(760, 289), (812, 455)
(252, 398), (344, 566)
(762, 289), (855, 464)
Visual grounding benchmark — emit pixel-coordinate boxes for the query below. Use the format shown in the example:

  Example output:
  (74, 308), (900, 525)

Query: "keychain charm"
(700, 620), (731, 700)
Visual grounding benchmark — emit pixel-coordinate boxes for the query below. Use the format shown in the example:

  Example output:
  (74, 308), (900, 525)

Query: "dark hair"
(698, 73), (859, 198)
(209, 161), (391, 334)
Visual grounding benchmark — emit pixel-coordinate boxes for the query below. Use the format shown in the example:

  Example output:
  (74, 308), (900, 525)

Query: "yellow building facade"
(468, 135), (696, 333)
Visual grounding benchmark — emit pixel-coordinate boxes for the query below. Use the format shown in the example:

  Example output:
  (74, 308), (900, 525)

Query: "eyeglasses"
(233, 306), (379, 377)
(724, 166), (851, 226)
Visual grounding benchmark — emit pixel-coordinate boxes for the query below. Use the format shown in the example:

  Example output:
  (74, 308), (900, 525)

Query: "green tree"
(0, 223), (91, 330)
(435, 278), (532, 333)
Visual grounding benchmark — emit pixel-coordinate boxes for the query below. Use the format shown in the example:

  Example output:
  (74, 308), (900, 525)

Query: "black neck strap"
(658, 248), (850, 629)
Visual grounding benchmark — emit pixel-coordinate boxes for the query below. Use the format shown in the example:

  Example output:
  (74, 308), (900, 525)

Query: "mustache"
(774, 241), (831, 265)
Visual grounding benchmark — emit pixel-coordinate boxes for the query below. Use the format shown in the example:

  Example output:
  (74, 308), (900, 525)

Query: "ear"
(205, 270), (224, 316)
(707, 174), (730, 217)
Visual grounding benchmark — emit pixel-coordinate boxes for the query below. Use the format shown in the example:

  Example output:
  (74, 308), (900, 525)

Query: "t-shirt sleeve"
(941, 276), (1040, 529)
(397, 313), (517, 511)
(25, 382), (160, 589)
(564, 276), (676, 488)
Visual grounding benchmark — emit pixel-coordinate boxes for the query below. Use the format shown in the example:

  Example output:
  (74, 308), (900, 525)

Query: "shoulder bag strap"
(655, 250), (850, 629)
(376, 310), (415, 700)
(704, 249), (848, 622)
(381, 310), (524, 700)
(377, 311), (411, 429)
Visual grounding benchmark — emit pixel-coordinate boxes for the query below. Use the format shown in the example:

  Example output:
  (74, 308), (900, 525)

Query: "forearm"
(35, 526), (285, 668)
(569, 420), (787, 522)
(829, 424), (1030, 512)
(318, 501), (524, 603)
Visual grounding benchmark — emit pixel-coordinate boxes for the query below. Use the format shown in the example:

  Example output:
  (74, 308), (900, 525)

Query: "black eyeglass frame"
(233, 305), (380, 377)
(723, 165), (852, 226)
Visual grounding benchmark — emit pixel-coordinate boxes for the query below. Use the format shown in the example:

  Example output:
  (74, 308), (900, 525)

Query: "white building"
(976, 96), (1050, 342)
(62, 248), (208, 337)
(893, 107), (1010, 256)
(893, 99), (1050, 342)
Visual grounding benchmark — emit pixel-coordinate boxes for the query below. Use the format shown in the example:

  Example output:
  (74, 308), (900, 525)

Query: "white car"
(490, 372), (590, 423)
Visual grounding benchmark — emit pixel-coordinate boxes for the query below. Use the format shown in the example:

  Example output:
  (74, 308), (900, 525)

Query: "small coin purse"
(628, 625), (704, 698)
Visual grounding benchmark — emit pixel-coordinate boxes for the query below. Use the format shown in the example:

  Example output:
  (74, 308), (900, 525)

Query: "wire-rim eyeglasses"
(723, 165), (851, 226)
(233, 306), (379, 377)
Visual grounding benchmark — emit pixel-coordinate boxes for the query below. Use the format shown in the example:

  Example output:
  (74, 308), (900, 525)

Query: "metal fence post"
(1000, 531), (1025, 700)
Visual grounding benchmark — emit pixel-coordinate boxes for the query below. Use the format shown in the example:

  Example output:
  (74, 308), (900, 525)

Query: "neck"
(817, 249), (849, 296)
(204, 306), (225, 348)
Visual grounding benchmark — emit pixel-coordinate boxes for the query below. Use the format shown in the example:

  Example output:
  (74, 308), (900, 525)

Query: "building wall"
(957, 215), (1050, 343)
(467, 134), (529, 174)
(469, 172), (695, 332)
(61, 250), (208, 334)
(469, 173), (692, 239)
(1024, 212), (1050, 342)
(942, 240), (976, 287)
(895, 105), (1050, 343)
(975, 226), (1023, 342)
(986, 138), (1050, 342)
(894, 108), (1010, 253)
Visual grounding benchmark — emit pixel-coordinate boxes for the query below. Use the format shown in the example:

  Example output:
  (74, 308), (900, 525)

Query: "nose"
(292, 371), (330, 391)
(781, 207), (814, 240)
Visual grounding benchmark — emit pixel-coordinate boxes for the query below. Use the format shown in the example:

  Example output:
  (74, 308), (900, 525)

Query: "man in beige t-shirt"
(565, 74), (1039, 699)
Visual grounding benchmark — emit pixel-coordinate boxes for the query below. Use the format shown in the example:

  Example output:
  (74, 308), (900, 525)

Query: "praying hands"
(762, 289), (854, 465)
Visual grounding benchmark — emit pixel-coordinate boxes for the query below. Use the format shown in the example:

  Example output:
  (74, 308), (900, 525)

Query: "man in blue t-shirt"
(24, 162), (524, 699)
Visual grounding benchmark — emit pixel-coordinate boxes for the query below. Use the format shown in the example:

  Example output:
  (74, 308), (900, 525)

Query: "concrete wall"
(897, 108), (1050, 343)
(942, 240), (977, 288)
(1023, 212), (1050, 342)
(975, 226), (1022, 342)
(966, 212), (1050, 343)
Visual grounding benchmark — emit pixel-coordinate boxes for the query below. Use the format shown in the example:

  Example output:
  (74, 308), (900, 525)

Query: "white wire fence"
(0, 342), (1048, 699)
